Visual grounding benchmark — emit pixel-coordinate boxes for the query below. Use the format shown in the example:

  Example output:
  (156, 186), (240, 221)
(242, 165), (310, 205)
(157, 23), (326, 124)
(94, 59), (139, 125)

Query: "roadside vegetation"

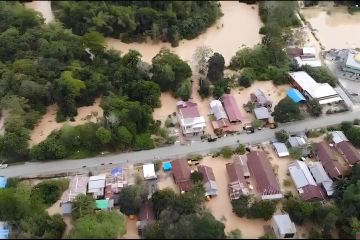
(52, 1), (222, 47)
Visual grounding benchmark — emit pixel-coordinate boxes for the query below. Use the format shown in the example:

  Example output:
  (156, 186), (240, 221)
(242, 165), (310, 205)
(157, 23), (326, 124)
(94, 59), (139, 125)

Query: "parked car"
(243, 125), (255, 134)
(0, 164), (8, 169)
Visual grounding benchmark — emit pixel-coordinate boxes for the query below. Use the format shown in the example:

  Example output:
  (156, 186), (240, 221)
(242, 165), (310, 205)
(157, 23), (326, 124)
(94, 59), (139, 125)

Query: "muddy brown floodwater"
(301, 5), (360, 49)
(106, 1), (263, 65)
(24, 1), (54, 24)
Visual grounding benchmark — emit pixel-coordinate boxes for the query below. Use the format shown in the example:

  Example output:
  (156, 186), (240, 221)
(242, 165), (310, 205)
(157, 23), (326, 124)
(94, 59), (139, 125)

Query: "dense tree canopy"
(52, 1), (222, 46)
(207, 52), (225, 82)
(273, 97), (302, 123)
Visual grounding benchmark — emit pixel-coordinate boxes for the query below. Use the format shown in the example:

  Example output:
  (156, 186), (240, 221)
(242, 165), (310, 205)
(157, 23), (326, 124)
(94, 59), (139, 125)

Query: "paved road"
(2, 110), (360, 178)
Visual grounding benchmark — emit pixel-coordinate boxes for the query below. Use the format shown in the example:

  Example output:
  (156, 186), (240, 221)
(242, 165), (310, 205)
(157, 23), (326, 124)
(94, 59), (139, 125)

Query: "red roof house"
(335, 141), (360, 166)
(172, 159), (193, 192)
(301, 185), (325, 202)
(247, 151), (283, 200)
(220, 95), (242, 123)
(314, 142), (344, 179)
(226, 162), (249, 200)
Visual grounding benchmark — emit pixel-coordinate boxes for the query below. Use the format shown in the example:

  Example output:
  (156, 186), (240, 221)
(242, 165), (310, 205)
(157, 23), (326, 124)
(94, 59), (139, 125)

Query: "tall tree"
(207, 52), (225, 82)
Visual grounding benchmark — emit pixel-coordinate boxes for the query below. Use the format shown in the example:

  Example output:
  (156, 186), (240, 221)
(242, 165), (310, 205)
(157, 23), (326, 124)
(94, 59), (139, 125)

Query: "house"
(287, 88), (306, 103)
(226, 162), (250, 200)
(96, 199), (113, 210)
(250, 89), (272, 108)
(143, 163), (157, 180)
(288, 161), (325, 201)
(289, 71), (342, 105)
(233, 155), (250, 178)
(220, 95), (242, 123)
(247, 151), (283, 200)
(287, 136), (311, 156)
(254, 107), (271, 120)
(271, 214), (296, 239)
(273, 142), (290, 157)
(0, 177), (6, 189)
(287, 46), (321, 68)
(198, 165), (219, 197)
(60, 175), (89, 215)
(331, 131), (348, 144)
(0, 222), (9, 240)
(210, 100), (228, 121)
(342, 50), (360, 74)
(172, 159), (193, 192)
(136, 202), (155, 235)
(308, 162), (334, 197)
(177, 101), (206, 135)
(88, 175), (106, 199)
(335, 141), (360, 166)
(105, 168), (128, 205)
(314, 142), (345, 179)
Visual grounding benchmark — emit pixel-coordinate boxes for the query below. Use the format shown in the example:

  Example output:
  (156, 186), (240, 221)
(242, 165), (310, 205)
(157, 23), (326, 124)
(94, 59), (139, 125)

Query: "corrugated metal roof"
(210, 100), (228, 120)
(315, 142), (344, 178)
(172, 159), (192, 192)
(273, 142), (289, 157)
(254, 107), (270, 120)
(221, 95), (242, 123)
(336, 141), (360, 165)
(288, 161), (317, 189)
(273, 214), (296, 235)
(331, 131), (348, 144)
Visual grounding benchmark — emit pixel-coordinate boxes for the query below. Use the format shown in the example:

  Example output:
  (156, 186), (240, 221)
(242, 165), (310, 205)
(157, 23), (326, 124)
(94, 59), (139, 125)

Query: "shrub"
(283, 179), (292, 187)
(234, 144), (246, 155)
(231, 196), (250, 217)
(134, 134), (155, 151)
(247, 200), (277, 220)
(191, 171), (204, 184)
(220, 147), (234, 159)
(31, 179), (69, 206)
(289, 147), (302, 160)
(275, 129), (289, 143)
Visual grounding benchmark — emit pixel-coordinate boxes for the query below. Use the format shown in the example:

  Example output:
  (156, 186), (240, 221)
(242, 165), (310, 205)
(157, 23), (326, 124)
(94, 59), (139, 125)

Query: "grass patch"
(70, 149), (97, 159)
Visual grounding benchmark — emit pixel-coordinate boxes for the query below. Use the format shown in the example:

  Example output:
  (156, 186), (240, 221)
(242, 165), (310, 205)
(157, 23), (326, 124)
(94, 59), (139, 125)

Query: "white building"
(209, 100), (228, 120)
(143, 163), (157, 180)
(289, 71), (342, 105)
(271, 214), (297, 239)
(331, 131), (348, 144)
(88, 175), (106, 198)
(177, 101), (206, 135)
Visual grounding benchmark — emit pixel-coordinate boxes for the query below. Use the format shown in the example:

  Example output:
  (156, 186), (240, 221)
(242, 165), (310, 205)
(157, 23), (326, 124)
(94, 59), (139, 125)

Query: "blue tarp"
(0, 222), (9, 239)
(111, 167), (122, 176)
(163, 162), (172, 171)
(287, 88), (306, 103)
(0, 177), (6, 189)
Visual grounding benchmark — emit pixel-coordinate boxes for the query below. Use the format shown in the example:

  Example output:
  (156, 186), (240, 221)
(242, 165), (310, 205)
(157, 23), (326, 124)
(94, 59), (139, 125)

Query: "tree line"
(0, 2), (192, 162)
(52, 1), (222, 47)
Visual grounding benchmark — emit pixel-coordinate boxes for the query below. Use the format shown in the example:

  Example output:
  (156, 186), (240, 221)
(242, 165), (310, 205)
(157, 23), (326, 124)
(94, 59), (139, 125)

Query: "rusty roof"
(315, 142), (344, 178)
(197, 165), (216, 183)
(178, 101), (200, 118)
(247, 151), (281, 196)
(221, 95), (242, 123)
(138, 201), (155, 221)
(336, 141), (360, 165)
(301, 185), (325, 202)
(226, 162), (246, 184)
(172, 159), (192, 191)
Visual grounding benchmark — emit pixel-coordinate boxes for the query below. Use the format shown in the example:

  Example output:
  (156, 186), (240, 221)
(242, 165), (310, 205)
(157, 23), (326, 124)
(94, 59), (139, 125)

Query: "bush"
(308, 99), (322, 117)
(247, 200), (277, 220)
(234, 144), (246, 155)
(289, 147), (302, 160)
(187, 154), (203, 161)
(354, 118), (360, 125)
(251, 119), (265, 128)
(134, 134), (155, 151)
(283, 179), (292, 187)
(154, 160), (162, 172)
(191, 171), (204, 184)
(231, 196), (250, 217)
(275, 130), (289, 143)
(220, 147), (233, 159)
(31, 179), (69, 206)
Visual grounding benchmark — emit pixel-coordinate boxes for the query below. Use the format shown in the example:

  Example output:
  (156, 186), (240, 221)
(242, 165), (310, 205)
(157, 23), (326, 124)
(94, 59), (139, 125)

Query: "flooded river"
(301, 6), (360, 49)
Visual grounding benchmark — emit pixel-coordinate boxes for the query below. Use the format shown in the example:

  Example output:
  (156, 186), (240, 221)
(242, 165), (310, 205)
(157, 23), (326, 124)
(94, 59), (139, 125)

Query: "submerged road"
(2, 110), (360, 178)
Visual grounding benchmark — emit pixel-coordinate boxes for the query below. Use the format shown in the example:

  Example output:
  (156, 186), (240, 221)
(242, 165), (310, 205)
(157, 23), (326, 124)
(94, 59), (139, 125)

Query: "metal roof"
(210, 100), (228, 120)
(273, 214), (296, 235)
(288, 136), (307, 148)
(308, 162), (332, 184)
(254, 107), (270, 120)
(272, 142), (289, 157)
(287, 88), (306, 103)
(143, 164), (157, 180)
(221, 95), (242, 122)
(288, 161), (317, 189)
(331, 131), (348, 144)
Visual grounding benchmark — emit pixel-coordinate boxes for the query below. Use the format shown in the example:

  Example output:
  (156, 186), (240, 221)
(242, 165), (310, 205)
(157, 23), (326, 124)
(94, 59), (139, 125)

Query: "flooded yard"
(122, 216), (140, 239)
(301, 5), (360, 49)
(30, 98), (103, 146)
(200, 156), (268, 239)
(106, 1), (262, 65)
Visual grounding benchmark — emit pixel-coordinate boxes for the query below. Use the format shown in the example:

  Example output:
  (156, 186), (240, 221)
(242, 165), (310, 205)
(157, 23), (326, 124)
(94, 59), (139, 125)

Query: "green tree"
(69, 211), (126, 239)
(176, 79), (192, 101)
(151, 188), (178, 218)
(301, 65), (338, 87)
(118, 185), (142, 216)
(234, 144), (246, 155)
(207, 52), (225, 82)
(308, 99), (322, 117)
(192, 212), (226, 239)
(191, 171), (204, 184)
(82, 31), (105, 54)
(95, 127), (112, 145)
(344, 126), (360, 148)
(231, 196), (250, 217)
(116, 126), (133, 147)
(252, 119), (265, 128)
(289, 147), (302, 159)
(247, 200), (276, 220)
(273, 97), (302, 123)
(275, 129), (289, 143)
(227, 229), (242, 239)
(71, 194), (96, 220)
(198, 77), (211, 98)
(194, 46), (213, 75)
(31, 179), (69, 206)
(283, 198), (313, 225)
(134, 133), (155, 151)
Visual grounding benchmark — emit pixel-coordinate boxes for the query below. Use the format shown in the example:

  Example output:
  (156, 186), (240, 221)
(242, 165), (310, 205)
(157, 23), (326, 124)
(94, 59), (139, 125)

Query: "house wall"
(261, 193), (283, 200)
(271, 219), (284, 239)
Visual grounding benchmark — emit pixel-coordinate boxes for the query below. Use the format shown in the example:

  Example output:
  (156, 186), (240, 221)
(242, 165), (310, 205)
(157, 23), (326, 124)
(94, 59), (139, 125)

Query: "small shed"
(331, 131), (348, 144)
(271, 214), (296, 239)
(272, 142), (290, 157)
(254, 107), (270, 120)
(143, 164), (157, 180)
(163, 162), (171, 171)
(287, 88), (306, 103)
(96, 199), (113, 210)
(0, 177), (7, 189)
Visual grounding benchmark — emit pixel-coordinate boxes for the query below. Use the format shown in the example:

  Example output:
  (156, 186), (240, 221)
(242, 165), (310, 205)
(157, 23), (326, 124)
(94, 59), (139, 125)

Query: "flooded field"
(106, 1), (262, 65)
(30, 98), (103, 146)
(122, 216), (140, 239)
(301, 6), (360, 49)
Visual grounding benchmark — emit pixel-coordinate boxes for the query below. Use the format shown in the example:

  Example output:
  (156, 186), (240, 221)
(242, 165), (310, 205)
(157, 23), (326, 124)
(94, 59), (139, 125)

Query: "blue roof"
(163, 162), (172, 171)
(0, 177), (7, 189)
(0, 222), (9, 239)
(111, 167), (122, 176)
(287, 88), (306, 103)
